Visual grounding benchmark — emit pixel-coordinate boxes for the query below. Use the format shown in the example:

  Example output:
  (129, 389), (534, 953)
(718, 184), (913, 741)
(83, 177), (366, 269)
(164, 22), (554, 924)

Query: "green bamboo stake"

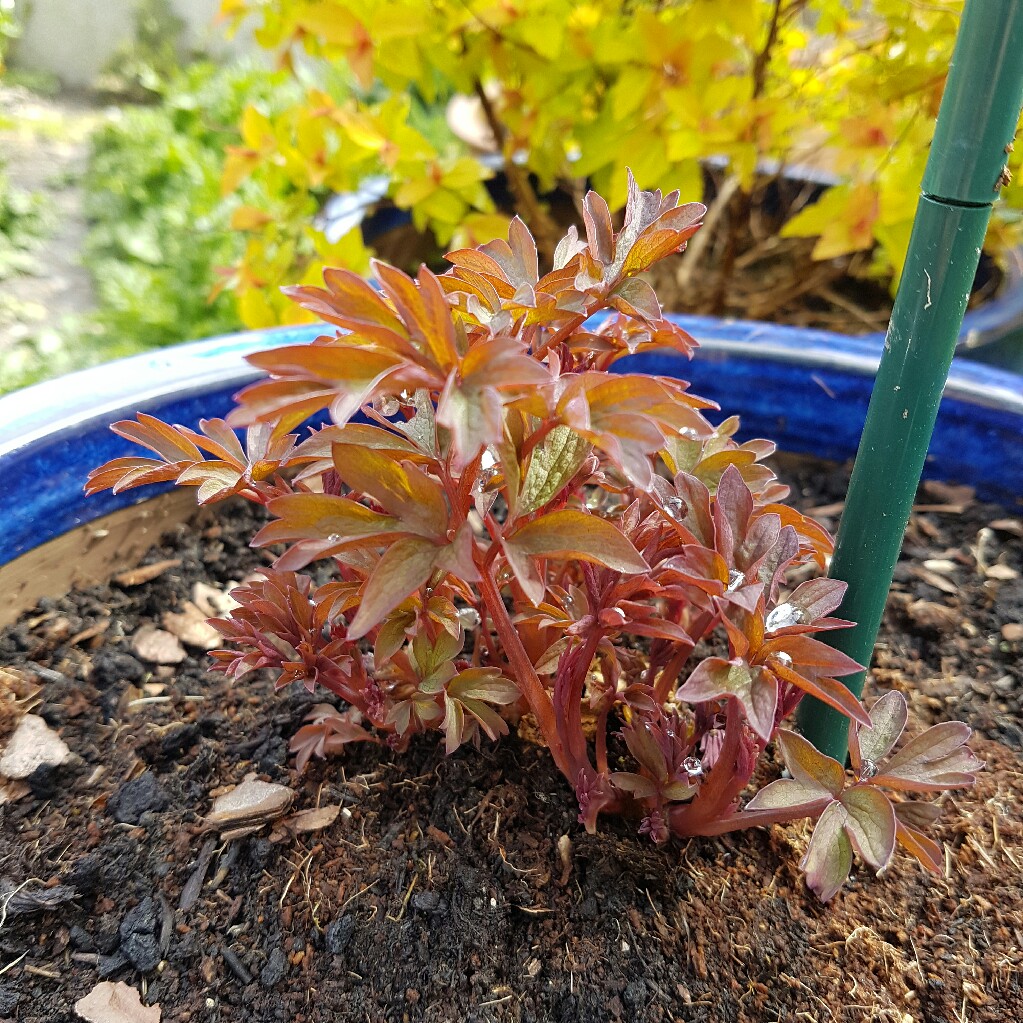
(797, 0), (1023, 761)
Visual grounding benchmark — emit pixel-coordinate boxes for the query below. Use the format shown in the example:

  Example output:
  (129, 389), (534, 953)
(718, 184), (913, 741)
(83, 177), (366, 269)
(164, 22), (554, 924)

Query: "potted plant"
(1, 178), (1017, 1020)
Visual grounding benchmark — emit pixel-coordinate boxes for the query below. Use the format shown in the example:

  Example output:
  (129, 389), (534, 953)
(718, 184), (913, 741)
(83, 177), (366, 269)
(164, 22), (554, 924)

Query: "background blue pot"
(0, 316), (1020, 569)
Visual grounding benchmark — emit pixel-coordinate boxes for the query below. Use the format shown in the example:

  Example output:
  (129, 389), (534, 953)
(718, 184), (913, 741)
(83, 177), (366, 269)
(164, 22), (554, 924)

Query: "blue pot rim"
(0, 314), (1020, 567)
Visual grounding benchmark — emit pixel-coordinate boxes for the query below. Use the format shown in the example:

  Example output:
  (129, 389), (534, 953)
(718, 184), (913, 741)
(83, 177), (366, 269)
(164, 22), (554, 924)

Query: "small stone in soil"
(0, 987), (20, 1015)
(325, 914), (356, 954)
(90, 649), (146, 688)
(0, 714), (71, 779)
(259, 946), (287, 987)
(119, 897), (162, 972)
(205, 775), (294, 836)
(70, 924), (96, 951)
(411, 890), (444, 914)
(74, 980), (161, 1023)
(131, 626), (187, 665)
(109, 771), (170, 825)
(98, 951), (130, 978)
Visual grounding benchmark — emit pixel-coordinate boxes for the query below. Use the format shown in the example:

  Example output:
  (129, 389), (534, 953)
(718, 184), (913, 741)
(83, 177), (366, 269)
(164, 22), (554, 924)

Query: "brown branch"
(473, 80), (561, 266)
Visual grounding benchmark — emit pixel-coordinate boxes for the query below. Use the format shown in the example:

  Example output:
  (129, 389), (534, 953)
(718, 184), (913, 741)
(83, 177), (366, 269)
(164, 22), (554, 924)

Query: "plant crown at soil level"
(88, 174), (982, 903)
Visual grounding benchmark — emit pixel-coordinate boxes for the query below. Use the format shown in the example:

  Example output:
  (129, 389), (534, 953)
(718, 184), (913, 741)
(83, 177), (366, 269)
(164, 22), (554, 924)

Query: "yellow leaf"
(221, 149), (260, 196)
(239, 286), (279, 329)
(230, 205), (273, 231)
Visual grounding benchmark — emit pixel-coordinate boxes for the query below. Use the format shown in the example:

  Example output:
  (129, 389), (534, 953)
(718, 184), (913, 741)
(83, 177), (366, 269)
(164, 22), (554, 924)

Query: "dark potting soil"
(0, 456), (1021, 1023)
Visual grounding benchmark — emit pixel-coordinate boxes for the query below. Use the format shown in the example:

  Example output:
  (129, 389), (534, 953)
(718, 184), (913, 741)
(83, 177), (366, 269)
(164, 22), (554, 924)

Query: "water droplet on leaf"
(765, 602), (806, 632)
(859, 758), (878, 780)
(682, 756), (704, 777)
(726, 570), (745, 593)
(664, 496), (686, 521)
(774, 651), (793, 668)
(457, 607), (481, 631)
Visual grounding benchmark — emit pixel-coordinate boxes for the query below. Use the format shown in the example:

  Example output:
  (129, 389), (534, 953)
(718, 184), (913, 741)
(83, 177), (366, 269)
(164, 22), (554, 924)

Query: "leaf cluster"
(88, 176), (981, 902)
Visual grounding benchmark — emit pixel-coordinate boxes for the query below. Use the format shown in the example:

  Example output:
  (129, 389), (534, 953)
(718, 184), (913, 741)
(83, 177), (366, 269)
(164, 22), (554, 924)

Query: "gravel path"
(0, 83), (102, 374)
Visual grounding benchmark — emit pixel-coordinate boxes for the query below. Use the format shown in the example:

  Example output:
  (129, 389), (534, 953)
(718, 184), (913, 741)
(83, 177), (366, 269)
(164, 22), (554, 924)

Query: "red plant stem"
(554, 629), (603, 773)
(652, 606), (714, 702)
(652, 639), (696, 704)
(532, 312), (589, 359)
(668, 699), (753, 836)
(475, 563), (572, 778)
(671, 797), (831, 838)
(595, 705), (611, 774)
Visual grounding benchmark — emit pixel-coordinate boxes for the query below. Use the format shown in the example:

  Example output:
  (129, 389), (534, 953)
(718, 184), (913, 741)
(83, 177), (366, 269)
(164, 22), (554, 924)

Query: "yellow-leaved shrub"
(218, 0), (1022, 328)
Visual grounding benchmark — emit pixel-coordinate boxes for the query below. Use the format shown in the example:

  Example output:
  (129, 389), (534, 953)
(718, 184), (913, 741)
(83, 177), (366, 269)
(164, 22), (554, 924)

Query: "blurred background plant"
(1, 0), (1021, 393)
(219, 0), (1023, 329)
(0, 0), (19, 74)
(81, 61), (300, 356)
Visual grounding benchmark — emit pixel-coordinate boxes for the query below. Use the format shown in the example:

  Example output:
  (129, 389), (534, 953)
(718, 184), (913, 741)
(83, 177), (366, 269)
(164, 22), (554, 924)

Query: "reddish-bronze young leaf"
(502, 509), (649, 603)
(441, 668), (520, 754)
(255, 493), (404, 548)
(86, 415), (299, 503)
(801, 801), (854, 903)
(675, 657), (778, 742)
(893, 802), (945, 873)
(870, 721), (983, 792)
(746, 729), (844, 811)
(330, 442), (449, 538)
(284, 266), (409, 348)
(346, 536), (444, 641)
(290, 705), (379, 774)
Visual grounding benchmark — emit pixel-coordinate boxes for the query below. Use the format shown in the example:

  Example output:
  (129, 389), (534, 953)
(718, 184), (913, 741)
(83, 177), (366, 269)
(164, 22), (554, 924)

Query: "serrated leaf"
(518, 427), (592, 515)
(840, 785), (896, 870)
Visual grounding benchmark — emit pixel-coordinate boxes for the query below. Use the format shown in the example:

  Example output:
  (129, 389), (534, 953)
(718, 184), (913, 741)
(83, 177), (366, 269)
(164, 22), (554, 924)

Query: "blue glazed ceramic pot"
(0, 316), (1020, 569)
